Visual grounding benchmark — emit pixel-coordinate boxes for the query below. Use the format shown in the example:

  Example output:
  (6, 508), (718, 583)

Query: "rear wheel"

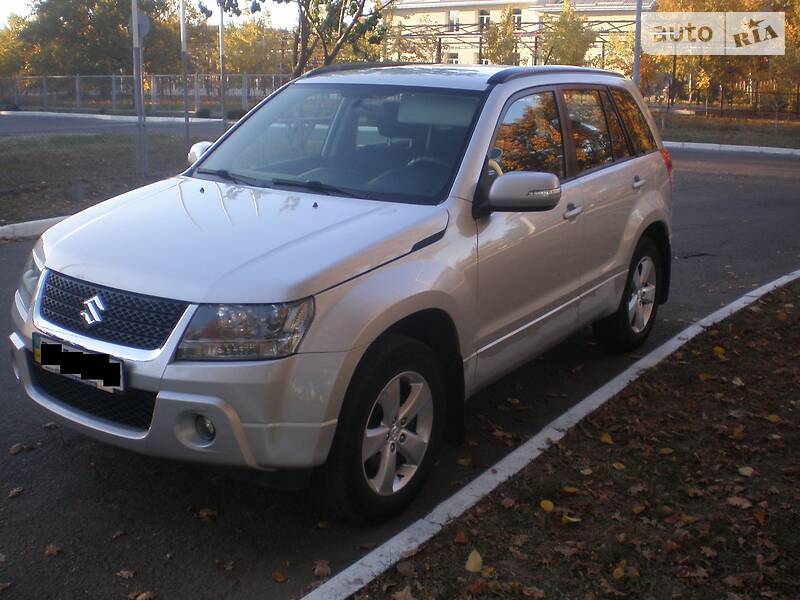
(593, 236), (662, 352)
(315, 334), (445, 523)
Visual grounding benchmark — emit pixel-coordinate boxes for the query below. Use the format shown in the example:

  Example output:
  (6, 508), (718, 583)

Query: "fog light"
(195, 415), (216, 442)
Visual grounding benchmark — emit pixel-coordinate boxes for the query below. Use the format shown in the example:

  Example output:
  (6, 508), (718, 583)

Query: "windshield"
(194, 83), (484, 205)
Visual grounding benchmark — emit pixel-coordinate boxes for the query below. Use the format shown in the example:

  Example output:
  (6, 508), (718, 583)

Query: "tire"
(593, 236), (662, 352)
(314, 334), (446, 523)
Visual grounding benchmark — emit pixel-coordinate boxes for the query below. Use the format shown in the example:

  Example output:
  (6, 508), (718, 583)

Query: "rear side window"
(493, 91), (565, 179)
(610, 88), (657, 155)
(562, 89), (613, 174)
(601, 91), (633, 160)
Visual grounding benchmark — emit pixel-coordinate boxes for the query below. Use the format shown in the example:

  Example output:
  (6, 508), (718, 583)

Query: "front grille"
(39, 271), (189, 350)
(27, 353), (156, 430)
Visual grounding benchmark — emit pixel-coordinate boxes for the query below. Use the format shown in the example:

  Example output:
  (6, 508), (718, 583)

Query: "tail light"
(660, 148), (673, 177)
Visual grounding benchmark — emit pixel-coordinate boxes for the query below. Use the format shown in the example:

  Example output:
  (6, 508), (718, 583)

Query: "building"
(389, 0), (656, 67)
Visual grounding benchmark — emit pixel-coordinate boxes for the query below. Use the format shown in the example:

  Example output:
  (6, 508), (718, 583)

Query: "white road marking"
(303, 267), (800, 600)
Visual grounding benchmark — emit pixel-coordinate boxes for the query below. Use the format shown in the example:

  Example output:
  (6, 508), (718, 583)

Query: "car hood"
(40, 177), (450, 303)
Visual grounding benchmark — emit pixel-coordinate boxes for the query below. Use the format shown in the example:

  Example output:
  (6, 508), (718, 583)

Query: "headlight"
(17, 241), (44, 310)
(176, 299), (314, 360)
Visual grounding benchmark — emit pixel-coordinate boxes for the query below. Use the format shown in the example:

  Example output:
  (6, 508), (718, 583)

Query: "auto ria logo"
(642, 12), (785, 55)
(80, 294), (107, 326)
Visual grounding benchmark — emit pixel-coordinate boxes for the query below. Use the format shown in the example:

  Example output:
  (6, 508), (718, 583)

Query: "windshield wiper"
(270, 178), (364, 199)
(195, 168), (269, 188)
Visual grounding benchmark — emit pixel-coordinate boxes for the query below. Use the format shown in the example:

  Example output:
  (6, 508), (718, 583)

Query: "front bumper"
(9, 287), (356, 470)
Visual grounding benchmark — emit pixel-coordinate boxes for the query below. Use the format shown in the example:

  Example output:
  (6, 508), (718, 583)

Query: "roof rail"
(487, 66), (624, 84)
(301, 61), (430, 79)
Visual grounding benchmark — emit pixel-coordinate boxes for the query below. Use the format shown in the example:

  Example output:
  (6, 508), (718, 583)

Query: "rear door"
(558, 86), (639, 323)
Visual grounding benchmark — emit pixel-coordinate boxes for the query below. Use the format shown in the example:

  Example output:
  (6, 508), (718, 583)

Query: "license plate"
(33, 333), (125, 394)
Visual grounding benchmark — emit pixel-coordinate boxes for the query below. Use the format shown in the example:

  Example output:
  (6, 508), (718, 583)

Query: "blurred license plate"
(33, 333), (125, 394)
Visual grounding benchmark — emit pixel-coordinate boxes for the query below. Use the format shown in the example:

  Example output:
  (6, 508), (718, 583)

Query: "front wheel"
(315, 334), (445, 523)
(593, 236), (662, 352)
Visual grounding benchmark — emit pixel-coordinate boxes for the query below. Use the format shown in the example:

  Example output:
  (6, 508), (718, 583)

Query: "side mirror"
(188, 141), (213, 165)
(487, 171), (562, 212)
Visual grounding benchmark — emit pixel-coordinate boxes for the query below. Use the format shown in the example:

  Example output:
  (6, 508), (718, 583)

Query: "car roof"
(297, 63), (625, 91)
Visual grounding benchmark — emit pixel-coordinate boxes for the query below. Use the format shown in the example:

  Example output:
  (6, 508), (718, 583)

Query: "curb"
(0, 216), (66, 241)
(663, 140), (800, 156)
(302, 266), (800, 600)
(0, 110), (224, 124)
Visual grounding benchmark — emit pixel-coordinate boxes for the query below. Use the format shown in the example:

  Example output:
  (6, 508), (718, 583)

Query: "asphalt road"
(0, 111), (225, 139)
(1, 149), (799, 599)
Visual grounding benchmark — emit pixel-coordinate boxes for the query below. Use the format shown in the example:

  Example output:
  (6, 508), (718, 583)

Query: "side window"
(610, 88), (657, 155)
(492, 91), (565, 179)
(601, 91), (633, 160)
(562, 89), (613, 174)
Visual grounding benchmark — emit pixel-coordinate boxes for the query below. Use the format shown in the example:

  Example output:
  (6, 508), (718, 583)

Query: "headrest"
(397, 94), (479, 128)
(377, 101), (426, 139)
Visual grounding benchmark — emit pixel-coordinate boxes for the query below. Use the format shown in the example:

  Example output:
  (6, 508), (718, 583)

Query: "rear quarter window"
(610, 88), (657, 155)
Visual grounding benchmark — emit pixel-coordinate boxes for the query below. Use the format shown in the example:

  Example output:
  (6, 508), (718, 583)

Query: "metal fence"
(0, 74), (292, 116)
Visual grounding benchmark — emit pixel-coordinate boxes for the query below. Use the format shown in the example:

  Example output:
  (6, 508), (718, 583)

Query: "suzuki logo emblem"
(80, 294), (106, 326)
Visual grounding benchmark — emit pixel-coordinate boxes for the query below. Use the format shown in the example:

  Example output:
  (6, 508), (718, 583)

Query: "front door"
(475, 88), (586, 385)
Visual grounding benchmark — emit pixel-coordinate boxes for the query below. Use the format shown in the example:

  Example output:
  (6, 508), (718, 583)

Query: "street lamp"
(179, 0), (190, 149)
(218, 0), (227, 130)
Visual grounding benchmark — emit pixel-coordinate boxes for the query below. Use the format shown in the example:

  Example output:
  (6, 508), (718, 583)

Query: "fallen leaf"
(522, 586), (545, 598)
(217, 560), (234, 571)
(561, 486), (578, 494)
(44, 544), (62, 556)
(127, 593), (155, 600)
(457, 458), (472, 467)
(500, 497), (516, 509)
(612, 559), (627, 580)
(42, 422), (57, 430)
(271, 571), (287, 583)
(540, 499), (555, 513)
(713, 345), (727, 359)
(115, 570), (135, 579)
(732, 376), (745, 387)
(765, 414), (781, 424)
(391, 586), (416, 600)
(580, 468), (593, 476)
(632, 504), (646, 515)
(659, 447), (674, 455)
(700, 546), (717, 558)
(561, 514), (581, 525)
(465, 549), (483, 573)
(8, 444), (28, 456)
(679, 514), (700, 525)
(312, 559), (331, 578)
(396, 561), (415, 578)
(453, 530), (467, 545)
(754, 510), (767, 525)
(723, 575), (744, 587)
(194, 508), (217, 522)
(664, 540), (681, 552)
(7, 487), (23, 499)
(727, 496), (753, 509)
(112, 531), (126, 540)
(612, 462), (626, 471)
(0, 583), (11, 593)
(738, 466), (754, 477)
(600, 432), (614, 445)
(776, 310), (788, 321)
(698, 372), (715, 382)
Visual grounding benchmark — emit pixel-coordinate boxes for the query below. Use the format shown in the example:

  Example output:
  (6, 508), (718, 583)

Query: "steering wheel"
(407, 157), (447, 169)
(487, 158), (503, 177)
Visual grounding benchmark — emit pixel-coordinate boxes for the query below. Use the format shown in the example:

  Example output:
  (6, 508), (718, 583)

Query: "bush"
(195, 108), (211, 119)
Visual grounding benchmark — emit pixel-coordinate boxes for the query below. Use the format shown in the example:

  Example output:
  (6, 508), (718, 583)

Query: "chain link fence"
(0, 74), (291, 117)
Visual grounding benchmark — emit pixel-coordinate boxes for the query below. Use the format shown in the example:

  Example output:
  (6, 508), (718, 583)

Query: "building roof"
(298, 64), (623, 91)
(394, 0), (656, 11)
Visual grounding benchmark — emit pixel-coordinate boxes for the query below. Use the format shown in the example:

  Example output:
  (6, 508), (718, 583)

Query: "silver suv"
(10, 65), (672, 521)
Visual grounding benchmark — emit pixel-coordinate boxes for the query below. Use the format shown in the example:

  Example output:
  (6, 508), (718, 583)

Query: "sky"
(0, 0), (299, 29)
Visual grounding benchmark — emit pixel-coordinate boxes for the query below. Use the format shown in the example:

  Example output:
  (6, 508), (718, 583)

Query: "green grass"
(0, 133), (205, 224)
(654, 112), (800, 148)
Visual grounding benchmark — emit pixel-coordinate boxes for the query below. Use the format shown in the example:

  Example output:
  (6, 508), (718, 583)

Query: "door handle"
(632, 176), (646, 190)
(563, 203), (583, 221)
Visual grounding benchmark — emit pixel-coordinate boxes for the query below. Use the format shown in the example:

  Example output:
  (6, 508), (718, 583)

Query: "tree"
(540, 0), (596, 66)
(483, 9), (520, 65)
(0, 15), (28, 76)
(382, 13), (439, 63)
(225, 17), (290, 73)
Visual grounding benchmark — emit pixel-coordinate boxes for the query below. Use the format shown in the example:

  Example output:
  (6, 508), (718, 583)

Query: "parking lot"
(1, 148), (799, 599)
